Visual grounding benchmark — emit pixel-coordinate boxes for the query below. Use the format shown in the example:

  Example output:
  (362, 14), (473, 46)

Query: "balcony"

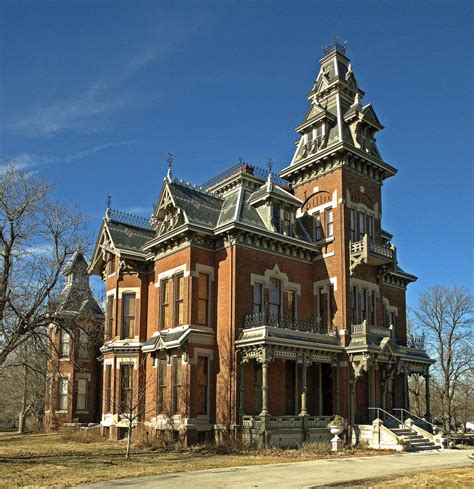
(243, 311), (330, 335)
(350, 234), (395, 275)
(351, 320), (392, 338)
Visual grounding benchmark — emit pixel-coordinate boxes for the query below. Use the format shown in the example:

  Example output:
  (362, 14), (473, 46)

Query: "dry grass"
(341, 466), (474, 488)
(0, 432), (392, 488)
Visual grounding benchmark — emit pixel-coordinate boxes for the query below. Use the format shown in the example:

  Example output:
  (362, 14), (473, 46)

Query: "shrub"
(59, 426), (101, 443)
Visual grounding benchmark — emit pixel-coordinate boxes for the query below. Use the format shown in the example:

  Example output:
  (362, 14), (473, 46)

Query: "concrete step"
(389, 427), (438, 452)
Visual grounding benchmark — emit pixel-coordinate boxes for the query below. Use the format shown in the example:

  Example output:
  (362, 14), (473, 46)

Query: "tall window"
(172, 356), (182, 414)
(174, 274), (185, 326)
(120, 364), (133, 413)
(76, 379), (88, 410)
(78, 330), (88, 360)
(283, 209), (291, 236)
(287, 290), (296, 322)
(328, 284), (335, 328)
(108, 254), (116, 275)
(314, 212), (322, 241)
(358, 211), (366, 238)
(369, 291), (376, 325)
(122, 293), (136, 339)
(59, 330), (70, 358)
(58, 377), (68, 411)
(318, 287), (326, 327)
(156, 358), (167, 413)
(198, 273), (210, 326)
(272, 204), (281, 233)
(105, 365), (112, 412)
(161, 278), (172, 329)
(359, 288), (367, 322)
(325, 207), (334, 237)
(196, 356), (209, 415)
(269, 278), (281, 317)
(351, 287), (357, 324)
(253, 283), (263, 314)
(106, 296), (114, 339)
(367, 215), (374, 241)
(389, 311), (396, 328)
(350, 209), (356, 241)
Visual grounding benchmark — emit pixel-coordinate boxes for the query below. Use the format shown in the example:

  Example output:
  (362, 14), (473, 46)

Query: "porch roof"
(142, 325), (214, 353)
(236, 325), (343, 354)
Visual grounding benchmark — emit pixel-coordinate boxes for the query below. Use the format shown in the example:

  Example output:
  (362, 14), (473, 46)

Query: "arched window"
(269, 278), (281, 317)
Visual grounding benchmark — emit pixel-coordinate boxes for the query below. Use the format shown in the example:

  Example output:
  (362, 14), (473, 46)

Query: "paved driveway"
(78, 450), (472, 489)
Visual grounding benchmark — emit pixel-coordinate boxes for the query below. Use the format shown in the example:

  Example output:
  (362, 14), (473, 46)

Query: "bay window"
(172, 356), (182, 414)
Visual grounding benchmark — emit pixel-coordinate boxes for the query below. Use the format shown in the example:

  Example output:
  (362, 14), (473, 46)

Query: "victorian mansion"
(46, 42), (434, 447)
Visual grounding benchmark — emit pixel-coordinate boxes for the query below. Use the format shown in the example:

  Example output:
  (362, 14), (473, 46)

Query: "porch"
(236, 313), (344, 447)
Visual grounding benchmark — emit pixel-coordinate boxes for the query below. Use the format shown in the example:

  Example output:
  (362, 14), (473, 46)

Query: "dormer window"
(272, 204), (281, 233)
(283, 209), (291, 236)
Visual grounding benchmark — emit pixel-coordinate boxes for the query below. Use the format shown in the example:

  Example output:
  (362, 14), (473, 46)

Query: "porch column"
(300, 362), (308, 416)
(238, 360), (245, 416)
(403, 364), (409, 411)
(335, 361), (340, 414)
(368, 363), (376, 409)
(425, 372), (431, 421)
(260, 361), (270, 416)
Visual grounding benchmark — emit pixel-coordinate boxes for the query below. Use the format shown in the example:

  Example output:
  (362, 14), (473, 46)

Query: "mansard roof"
(167, 179), (223, 229)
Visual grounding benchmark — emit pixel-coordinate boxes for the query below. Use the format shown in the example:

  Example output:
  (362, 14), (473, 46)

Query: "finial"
(322, 34), (347, 56)
(266, 157), (274, 191)
(166, 152), (173, 182)
(238, 156), (245, 167)
(105, 195), (112, 220)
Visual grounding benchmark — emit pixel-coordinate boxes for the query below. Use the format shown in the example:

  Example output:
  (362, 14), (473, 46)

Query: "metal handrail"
(393, 408), (440, 434)
(369, 407), (419, 448)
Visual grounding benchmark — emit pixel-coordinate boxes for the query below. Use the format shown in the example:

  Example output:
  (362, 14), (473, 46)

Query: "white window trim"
(118, 287), (141, 299)
(313, 277), (337, 294)
(349, 278), (380, 296)
(191, 263), (215, 281)
(155, 264), (189, 286)
(250, 264), (301, 296)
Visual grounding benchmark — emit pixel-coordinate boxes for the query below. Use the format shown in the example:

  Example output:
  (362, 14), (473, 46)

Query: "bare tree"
(0, 338), (48, 432)
(414, 285), (473, 438)
(108, 355), (156, 460)
(0, 164), (86, 366)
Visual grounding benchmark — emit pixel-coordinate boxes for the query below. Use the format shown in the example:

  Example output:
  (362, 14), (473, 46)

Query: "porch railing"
(243, 312), (331, 335)
(241, 414), (332, 430)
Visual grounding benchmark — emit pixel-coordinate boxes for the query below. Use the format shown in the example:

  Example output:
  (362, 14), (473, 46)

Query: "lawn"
(0, 431), (390, 488)
(344, 466), (474, 488)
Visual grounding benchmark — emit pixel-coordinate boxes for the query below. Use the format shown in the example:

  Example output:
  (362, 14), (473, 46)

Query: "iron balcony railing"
(243, 311), (332, 335)
(407, 333), (425, 349)
(201, 162), (290, 190)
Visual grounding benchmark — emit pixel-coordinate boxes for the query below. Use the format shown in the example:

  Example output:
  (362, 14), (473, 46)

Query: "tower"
(44, 251), (104, 431)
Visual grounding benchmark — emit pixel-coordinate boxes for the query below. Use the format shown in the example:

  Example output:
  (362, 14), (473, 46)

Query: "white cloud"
(2, 140), (137, 172)
(7, 80), (128, 137)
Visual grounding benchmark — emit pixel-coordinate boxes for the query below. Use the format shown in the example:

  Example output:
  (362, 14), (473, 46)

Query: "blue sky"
(0, 0), (472, 307)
